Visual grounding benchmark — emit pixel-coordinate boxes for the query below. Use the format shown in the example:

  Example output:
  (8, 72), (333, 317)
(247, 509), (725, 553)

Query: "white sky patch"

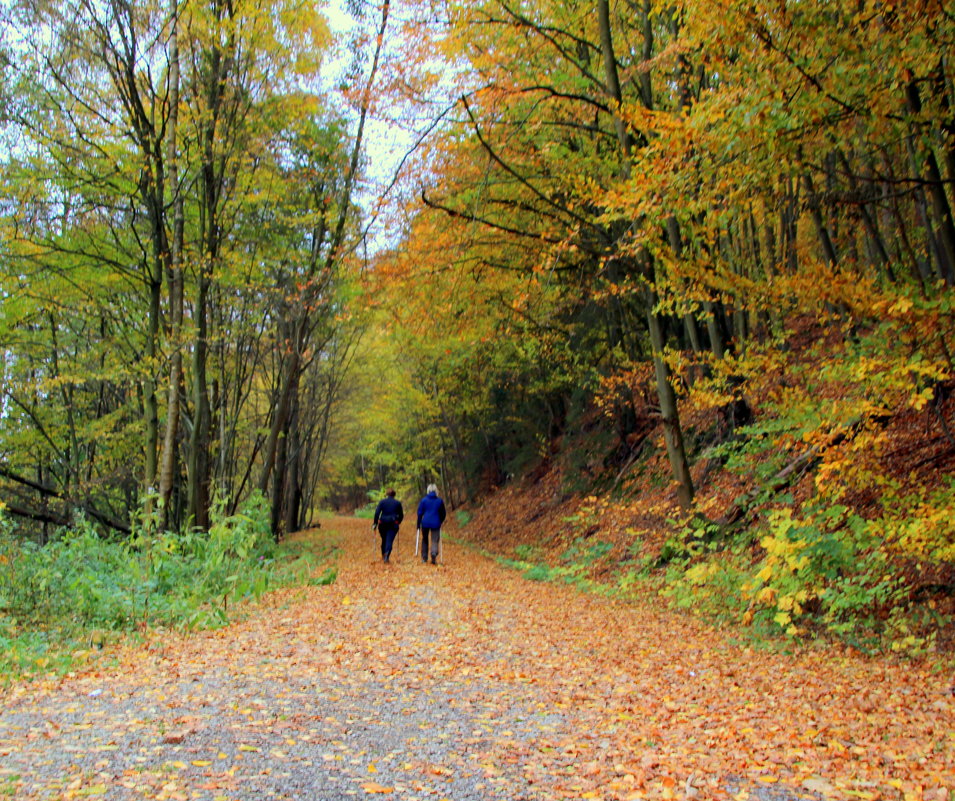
(318, 0), (451, 253)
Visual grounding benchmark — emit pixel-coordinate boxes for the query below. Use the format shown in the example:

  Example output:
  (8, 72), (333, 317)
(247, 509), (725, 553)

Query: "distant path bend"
(1, 516), (951, 800)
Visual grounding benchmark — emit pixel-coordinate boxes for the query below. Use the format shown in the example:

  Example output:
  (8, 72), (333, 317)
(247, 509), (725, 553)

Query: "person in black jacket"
(372, 489), (403, 563)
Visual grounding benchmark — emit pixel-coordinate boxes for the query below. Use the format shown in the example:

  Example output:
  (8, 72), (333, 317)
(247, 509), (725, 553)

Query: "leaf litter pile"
(1, 517), (951, 801)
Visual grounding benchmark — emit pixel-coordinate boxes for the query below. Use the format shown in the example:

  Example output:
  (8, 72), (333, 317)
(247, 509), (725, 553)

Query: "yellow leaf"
(757, 775), (778, 784)
(239, 744), (260, 752)
(192, 760), (212, 767)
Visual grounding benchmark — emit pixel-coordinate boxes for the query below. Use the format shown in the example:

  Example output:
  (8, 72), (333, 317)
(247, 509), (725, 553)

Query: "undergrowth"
(659, 493), (953, 657)
(0, 492), (338, 681)
(482, 321), (955, 659)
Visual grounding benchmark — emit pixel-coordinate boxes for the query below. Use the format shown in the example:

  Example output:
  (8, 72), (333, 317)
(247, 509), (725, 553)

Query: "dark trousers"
(379, 525), (398, 560)
(420, 527), (440, 561)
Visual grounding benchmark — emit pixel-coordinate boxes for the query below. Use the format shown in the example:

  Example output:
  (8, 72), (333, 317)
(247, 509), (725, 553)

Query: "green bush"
(0, 491), (334, 679)
(659, 502), (924, 652)
(744, 505), (901, 638)
(354, 502), (378, 519)
(523, 564), (553, 581)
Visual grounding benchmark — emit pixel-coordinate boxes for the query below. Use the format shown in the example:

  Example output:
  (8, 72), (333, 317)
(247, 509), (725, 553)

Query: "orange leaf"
(361, 782), (394, 794)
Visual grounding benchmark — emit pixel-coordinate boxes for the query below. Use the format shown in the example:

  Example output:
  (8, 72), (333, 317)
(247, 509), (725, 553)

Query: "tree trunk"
(144, 271), (161, 494)
(188, 274), (212, 530)
(259, 344), (301, 496)
(283, 384), (302, 536)
(907, 78), (955, 285)
(802, 168), (839, 266)
(597, 0), (631, 164)
(159, 0), (183, 530)
(646, 292), (694, 509)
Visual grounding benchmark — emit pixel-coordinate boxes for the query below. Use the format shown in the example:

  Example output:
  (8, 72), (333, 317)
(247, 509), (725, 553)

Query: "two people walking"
(372, 484), (447, 564)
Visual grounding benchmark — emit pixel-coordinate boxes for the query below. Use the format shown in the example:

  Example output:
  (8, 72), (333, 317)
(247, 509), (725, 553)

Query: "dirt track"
(0, 516), (951, 800)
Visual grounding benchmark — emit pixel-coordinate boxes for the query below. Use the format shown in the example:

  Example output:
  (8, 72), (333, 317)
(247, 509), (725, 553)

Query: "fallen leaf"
(361, 781), (393, 794)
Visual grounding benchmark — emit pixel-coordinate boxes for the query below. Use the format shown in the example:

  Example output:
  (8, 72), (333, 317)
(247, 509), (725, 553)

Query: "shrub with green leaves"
(662, 503), (911, 650)
(739, 505), (909, 647)
(0, 491), (332, 678)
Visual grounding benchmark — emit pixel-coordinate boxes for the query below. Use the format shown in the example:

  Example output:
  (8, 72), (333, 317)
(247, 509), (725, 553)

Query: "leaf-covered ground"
(1, 517), (952, 800)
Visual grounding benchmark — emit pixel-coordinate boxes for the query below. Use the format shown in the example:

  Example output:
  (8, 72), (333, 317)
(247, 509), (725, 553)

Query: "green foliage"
(657, 501), (939, 653)
(523, 564), (553, 582)
(498, 536), (616, 590)
(0, 492), (335, 679)
(353, 502), (378, 520)
(559, 537), (613, 566)
(454, 509), (472, 528)
(309, 567), (338, 586)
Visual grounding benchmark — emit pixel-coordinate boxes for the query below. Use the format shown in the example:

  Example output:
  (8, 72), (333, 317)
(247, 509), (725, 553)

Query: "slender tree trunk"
(666, 216), (704, 355)
(637, 0), (653, 110)
(271, 408), (289, 540)
(781, 177), (800, 273)
(188, 274), (212, 530)
(802, 169), (839, 266)
(259, 342), (301, 497)
(907, 79), (955, 285)
(646, 291), (694, 509)
(48, 313), (80, 496)
(144, 271), (161, 494)
(838, 150), (892, 276)
(188, 5), (231, 531)
(882, 153), (932, 288)
(597, 0), (631, 164)
(283, 385), (302, 536)
(600, 0), (693, 507)
(159, 0), (183, 529)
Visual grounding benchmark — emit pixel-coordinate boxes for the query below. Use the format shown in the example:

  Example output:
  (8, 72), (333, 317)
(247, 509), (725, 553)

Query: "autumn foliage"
(350, 0), (955, 652)
(1, 0), (954, 672)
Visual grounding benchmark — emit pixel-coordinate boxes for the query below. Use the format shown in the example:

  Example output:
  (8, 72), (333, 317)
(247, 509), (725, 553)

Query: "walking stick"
(415, 527), (421, 557)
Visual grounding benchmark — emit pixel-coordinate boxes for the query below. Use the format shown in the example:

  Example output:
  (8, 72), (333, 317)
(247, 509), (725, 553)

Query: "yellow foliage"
(872, 495), (955, 562)
(685, 562), (720, 585)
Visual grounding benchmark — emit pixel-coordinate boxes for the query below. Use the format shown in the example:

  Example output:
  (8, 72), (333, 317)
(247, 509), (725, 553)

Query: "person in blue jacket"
(416, 483), (447, 565)
(372, 489), (403, 563)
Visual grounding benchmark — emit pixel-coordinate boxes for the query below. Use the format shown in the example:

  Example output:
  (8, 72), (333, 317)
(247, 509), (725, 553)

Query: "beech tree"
(0, 0), (374, 538)
(363, 0), (954, 514)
